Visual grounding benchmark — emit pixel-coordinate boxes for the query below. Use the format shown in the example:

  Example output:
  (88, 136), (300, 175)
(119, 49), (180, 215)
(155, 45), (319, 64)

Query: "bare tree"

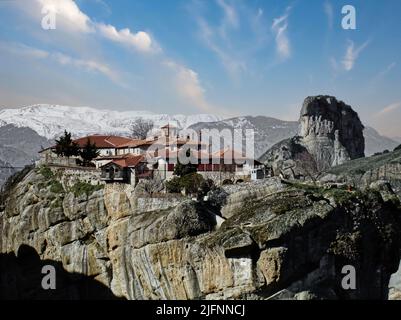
(130, 118), (154, 139)
(141, 176), (164, 195)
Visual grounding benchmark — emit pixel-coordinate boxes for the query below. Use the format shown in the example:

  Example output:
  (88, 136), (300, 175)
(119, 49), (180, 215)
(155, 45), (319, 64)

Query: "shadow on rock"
(0, 244), (123, 300)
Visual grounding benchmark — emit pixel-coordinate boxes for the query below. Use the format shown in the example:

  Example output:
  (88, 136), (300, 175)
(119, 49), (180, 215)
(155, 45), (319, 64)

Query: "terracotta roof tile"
(101, 154), (144, 168)
(73, 135), (132, 148)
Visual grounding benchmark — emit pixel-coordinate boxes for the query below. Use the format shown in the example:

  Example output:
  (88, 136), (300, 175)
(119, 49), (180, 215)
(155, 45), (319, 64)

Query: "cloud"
(6, 0), (218, 112)
(375, 102), (401, 117)
(195, 0), (256, 80)
(0, 41), (50, 59)
(52, 52), (121, 83)
(375, 62), (396, 80)
(198, 19), (246, 78)
(216, 0), (239, 31)
(342, 40), (369, 71)
(323, 1), (334, 29)
(37, 0), (94, 33)
(0, 41), (122, 85)
(11, 0), (157, 54)
(164, 60), (214, 113)
(97, 23), (158, 53)
(271, 7), (291, 60)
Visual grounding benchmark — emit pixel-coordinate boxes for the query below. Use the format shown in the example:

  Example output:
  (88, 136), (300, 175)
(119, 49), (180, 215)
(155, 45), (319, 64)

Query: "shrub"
(165, 177), (182, 193)
(180, 173), (204, 194)
(50, 180), (64, 194)
(173, 162), (197, 177)
(166, 173), (208, 196)
(38, 166), (54, 179)
(70, 181), (103, 197)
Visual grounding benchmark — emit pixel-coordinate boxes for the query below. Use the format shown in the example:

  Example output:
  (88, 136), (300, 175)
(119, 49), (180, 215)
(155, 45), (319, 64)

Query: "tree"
(173, 162), (197, 177)
(80, 138), (100, 166)
(165, 177), (182, 193)
(180, 173), (204, 195)
(55, 130), (80, 158)
(130, 118), (154, 139)
(173, 149), (197, 177)
(394, 144), (401, 152)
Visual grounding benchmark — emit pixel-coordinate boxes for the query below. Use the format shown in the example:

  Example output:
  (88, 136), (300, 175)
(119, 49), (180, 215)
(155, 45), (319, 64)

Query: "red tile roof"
(101, 154), (144, 168)
(73, 135), (133, 148)
(117, 139), (154, 148)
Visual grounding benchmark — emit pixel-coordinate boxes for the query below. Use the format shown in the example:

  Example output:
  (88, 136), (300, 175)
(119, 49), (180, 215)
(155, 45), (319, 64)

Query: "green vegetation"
(70, 181), (104, 197)
(166, 172), (214, 198)
(49, 180), (64, 194)
(36, 166), (65, 194)
(38, 165), (54, 179)
(55, 130), (80, 157)
(80, 138), (100, 166)
(165, 177), (182, 193)
(288, 181), (360, 205)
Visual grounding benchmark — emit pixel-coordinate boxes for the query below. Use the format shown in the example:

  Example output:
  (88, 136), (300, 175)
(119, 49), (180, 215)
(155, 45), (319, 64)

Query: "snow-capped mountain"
(188, 116), (299, 159)
(0, 104), (224, 139)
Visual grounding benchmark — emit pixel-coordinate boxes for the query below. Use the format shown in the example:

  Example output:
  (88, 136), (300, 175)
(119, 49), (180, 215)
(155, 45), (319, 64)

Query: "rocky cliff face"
(300, 96), (365, 169)
(1, 167), (400, 300)
(260, 96), (365, 178)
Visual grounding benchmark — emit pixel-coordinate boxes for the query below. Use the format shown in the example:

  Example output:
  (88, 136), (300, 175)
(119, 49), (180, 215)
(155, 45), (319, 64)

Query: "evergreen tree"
(55, 130), (80, 158)
(173, 149), (197, 177)
(80, 138), (100, 166)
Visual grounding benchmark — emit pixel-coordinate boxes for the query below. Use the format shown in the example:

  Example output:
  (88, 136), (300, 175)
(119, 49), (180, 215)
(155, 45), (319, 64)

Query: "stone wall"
(49, 166), (104, 188)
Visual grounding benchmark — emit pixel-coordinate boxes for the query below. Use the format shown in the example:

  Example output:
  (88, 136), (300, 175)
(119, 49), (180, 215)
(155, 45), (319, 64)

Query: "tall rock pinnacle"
(299, 95), (365, 170)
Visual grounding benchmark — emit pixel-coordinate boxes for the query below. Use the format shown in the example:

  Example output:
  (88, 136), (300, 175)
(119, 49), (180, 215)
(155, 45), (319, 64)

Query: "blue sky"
(0, 0), (400, 137)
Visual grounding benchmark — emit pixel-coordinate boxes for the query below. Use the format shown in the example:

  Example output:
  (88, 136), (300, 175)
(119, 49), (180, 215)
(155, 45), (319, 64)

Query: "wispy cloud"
(271, 7), (291, 60)
(198, 19), (246, 79)
(375, 62), (396, 80)
(195, 0), (270, 80)
(0, 41), (123, 85)
(164, 60), (215, 113)
(342, 39), (370, 71)
(216, 0), (239, 39)
(375, 102), (401, 117)
(323, 1), (334, 30)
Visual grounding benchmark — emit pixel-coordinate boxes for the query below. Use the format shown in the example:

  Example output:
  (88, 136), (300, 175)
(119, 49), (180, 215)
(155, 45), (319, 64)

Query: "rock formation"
(260, 95), (365, 178)
(1, 167), (400, 300)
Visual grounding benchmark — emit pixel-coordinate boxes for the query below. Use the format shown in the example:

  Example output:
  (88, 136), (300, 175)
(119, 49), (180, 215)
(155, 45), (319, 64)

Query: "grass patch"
(49, 180), (64, 194)
(287, 181), (359, 205)
(37, 166), (54, 179)
(70, 181), (104, 197)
